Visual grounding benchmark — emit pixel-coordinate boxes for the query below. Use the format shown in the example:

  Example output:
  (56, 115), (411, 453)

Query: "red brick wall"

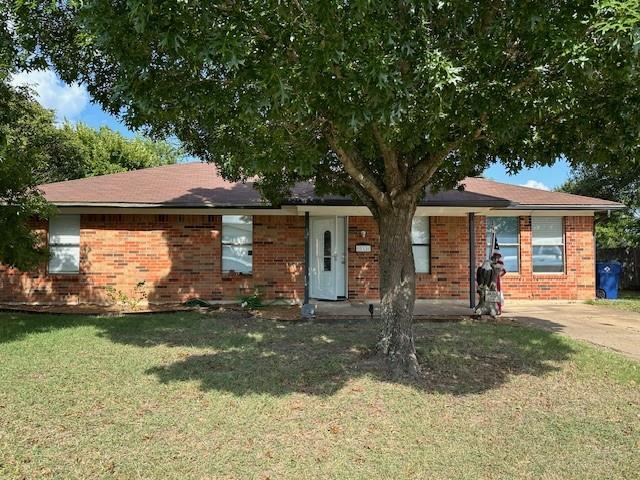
(348, 215), (595, 301)
(474, 216), (595, 300)
(0, 213), (594, 305)
(347, 217), (379, 299)
(0, 214), (304, 305)
(348, 216), (472, 300)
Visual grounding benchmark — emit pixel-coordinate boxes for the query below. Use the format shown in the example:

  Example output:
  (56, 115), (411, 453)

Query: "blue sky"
(12, 69), (571, 190)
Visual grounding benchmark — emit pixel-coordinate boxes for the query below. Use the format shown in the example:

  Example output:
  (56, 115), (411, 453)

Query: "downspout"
(304, 211), (310, 305)
(468, 212), (476, 309)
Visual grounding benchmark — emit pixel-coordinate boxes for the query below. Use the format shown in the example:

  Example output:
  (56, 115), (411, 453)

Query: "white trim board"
(54, 205), (599, 217)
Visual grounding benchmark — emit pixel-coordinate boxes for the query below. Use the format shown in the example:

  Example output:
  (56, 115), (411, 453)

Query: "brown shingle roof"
(39, 162), (623, 210)
(41, 163), (266, 207)
(458, 177), (622, 208)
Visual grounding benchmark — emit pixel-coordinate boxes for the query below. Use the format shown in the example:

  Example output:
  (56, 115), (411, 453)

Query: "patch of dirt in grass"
(0, 302), (190, 315)
(249, 305), (302, 321)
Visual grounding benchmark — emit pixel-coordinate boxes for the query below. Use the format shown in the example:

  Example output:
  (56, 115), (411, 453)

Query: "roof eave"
(50, 202), (274, 209)
(47, 200), (625, 212)
(284, 199), (514, 208)
(501, 203), (625, 211)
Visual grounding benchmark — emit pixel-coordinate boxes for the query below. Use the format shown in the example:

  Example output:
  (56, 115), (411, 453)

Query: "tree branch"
(406, 115), (489, 198)
(346, 179), (380, 218)
(372, 124), (403, 195)
(406, 153), (446, 198)
(326, 133), (390, 209)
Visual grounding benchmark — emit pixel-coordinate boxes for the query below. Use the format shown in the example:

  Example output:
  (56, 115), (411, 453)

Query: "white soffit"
(486, 210), (596, 217)
(54, 205), (596, 217)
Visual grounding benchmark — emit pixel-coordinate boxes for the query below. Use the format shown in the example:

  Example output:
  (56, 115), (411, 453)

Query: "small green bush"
(239, 289), (263, 310)
(105, 281), (148, 310)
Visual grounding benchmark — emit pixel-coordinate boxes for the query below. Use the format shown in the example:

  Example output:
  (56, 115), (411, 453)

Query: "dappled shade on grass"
(2, 310), (573, 396)
(1, 311), (638, 479)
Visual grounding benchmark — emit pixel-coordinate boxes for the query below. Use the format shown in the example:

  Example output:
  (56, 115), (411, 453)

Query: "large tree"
(0, 83), (54, 269)
(1, 8), (51, 268)
(10, 0), (640, 375)
(0, 83), (184, 268)
(41, 122), (183, 183)
(1, 9), (183, 269)
(0, 89), (183, 262)
(561, 163), (640, 248)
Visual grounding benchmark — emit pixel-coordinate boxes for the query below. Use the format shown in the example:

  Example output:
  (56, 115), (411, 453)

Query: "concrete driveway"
(503, 303), (640, 361)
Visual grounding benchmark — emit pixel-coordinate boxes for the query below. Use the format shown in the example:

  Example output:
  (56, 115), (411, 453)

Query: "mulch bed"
(0, 303), (517, 326)
(0, 302), (302, 319)
(0, 303), (191, 316)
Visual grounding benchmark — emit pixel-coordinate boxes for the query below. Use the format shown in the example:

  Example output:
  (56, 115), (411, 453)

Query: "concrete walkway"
(314, 300), (640, 361)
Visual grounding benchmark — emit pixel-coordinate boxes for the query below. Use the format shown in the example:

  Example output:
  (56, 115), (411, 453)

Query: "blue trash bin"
(596, 261), (622, 299)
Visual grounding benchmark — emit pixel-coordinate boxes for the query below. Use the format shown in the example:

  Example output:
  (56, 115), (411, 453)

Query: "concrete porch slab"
(313, 299), (473, 318)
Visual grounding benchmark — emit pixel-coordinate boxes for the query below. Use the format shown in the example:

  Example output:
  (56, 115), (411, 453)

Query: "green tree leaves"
(0, 81), (182, 269)
(9, 1), (640, 201)
(561, 163), (640, 248)
(50, 123), (183, 181)
(0, 84), (54, 270)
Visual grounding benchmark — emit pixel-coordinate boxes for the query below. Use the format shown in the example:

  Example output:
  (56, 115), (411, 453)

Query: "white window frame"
(532, 216), (565, 274)
(221, 215), (253, 274)
(486, 216), (520, 273)
(411, 216), (430, 274)
(48, 215), (81, 274)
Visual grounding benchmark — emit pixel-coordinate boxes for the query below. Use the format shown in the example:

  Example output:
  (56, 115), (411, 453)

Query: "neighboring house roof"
(39, 162), (624, 211)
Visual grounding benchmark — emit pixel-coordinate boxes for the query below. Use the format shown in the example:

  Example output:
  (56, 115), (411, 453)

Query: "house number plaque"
(355, 243), (372, 253)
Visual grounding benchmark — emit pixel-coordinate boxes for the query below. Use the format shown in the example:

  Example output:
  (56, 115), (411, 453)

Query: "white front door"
(310, 217), (346, 300)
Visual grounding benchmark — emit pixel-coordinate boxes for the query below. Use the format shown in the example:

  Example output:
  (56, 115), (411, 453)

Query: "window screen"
(486, 217), (519, 272)
(48, 215), (80, 274)
(222, 215), (253, 274)
(411, 217), (430, 273)
(532, 217), (564, 273)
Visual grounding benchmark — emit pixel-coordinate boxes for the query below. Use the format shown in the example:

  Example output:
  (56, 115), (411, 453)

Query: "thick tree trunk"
(375, 198), (420, 378)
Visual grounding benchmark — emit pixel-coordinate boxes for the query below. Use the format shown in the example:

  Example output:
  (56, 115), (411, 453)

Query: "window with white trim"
(222, 215), (253, 274)
(486, 217), (519, 272)
(48, 215), (80, 274)
(532, 217), (564, 273)
(411, 216), (430, 273)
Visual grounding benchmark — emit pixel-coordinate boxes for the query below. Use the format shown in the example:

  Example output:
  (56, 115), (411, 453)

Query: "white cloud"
(10, 69), (89, 121)
(520, 179), (550, 191)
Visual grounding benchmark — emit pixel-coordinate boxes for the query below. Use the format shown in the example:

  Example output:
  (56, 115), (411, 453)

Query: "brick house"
(0, 163), (623, 306)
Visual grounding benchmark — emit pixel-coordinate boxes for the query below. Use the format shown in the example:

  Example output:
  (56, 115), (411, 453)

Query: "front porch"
(302, 211), (480, 307)
(312, 299), (473, 319)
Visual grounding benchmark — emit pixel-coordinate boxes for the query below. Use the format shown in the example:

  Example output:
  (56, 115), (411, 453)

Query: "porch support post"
(304, 211), (310, 304)
(468, 212), (476, 309)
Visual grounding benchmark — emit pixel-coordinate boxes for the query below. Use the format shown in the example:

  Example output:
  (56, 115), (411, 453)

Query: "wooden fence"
(597, 247), (640, 290)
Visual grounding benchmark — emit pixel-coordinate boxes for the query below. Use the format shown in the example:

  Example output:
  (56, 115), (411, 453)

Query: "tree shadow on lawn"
(100, 312), (574, 396)
(0, 311), (93, 343)
(0, 311), (576, 396)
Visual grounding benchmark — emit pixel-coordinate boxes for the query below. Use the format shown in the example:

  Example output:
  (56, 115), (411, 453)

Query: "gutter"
(500, 203), (625, 211)
(48, 202), (276, 208)
(45, 201), (625, 212)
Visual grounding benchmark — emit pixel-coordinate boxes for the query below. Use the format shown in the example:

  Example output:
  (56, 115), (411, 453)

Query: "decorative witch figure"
(490, 241), (507, 314)
(474, 229), (507, 317)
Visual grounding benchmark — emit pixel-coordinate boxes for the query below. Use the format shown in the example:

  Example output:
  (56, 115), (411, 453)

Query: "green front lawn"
(587, 290), (640, 313)
(1, 311), (638, 479)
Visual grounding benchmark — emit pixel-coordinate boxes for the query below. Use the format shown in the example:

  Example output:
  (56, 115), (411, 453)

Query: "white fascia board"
(295, 205), (496, 216)
(485, 209), (596, 217)
(53, 204), (599, 218)
(53, 205), (299, 215)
